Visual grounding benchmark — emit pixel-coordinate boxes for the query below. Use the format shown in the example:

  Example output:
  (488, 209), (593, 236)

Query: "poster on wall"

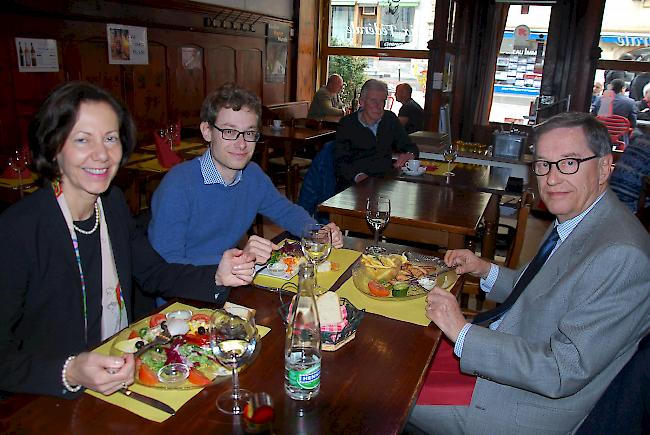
(106, 24), (149, 65)
(15, 38), (59, 72)
(266, 23), (290, 83)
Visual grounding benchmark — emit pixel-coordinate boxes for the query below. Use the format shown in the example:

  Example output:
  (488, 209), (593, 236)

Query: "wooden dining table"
(319, 177), (492, 254)
(396, 164), (520, 259)
(1, 236), (458, 434)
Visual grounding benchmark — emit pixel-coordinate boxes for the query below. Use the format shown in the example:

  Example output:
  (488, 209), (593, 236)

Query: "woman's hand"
(65, 352), (134, 395)
(216, 248), (256, 287)
(444, 249), (492, 279)
(324, 222), (344, 248)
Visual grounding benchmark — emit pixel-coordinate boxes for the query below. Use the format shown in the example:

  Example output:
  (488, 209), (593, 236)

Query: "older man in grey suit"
(409, 112), (650, 434)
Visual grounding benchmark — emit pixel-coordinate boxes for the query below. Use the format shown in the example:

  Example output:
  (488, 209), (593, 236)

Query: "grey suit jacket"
(460, 190), (650, 434)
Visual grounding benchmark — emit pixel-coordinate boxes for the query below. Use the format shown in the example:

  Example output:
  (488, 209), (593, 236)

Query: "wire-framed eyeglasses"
(211, 123), (260, 142)
(532, 155), (599, 176)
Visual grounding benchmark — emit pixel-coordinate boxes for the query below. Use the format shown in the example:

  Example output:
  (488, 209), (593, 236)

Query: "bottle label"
(287, 364), (320, 390)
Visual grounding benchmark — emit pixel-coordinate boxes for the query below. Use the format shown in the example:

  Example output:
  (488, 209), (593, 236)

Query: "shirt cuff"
(480, 263), (499, 293)
(454, 323), (472, 357)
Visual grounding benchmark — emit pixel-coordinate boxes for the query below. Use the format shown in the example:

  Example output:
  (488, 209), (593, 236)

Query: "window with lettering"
(328, 0), (433, 50)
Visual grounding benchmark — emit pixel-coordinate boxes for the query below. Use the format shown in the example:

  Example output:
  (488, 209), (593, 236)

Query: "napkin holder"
(279, 298), (364, 352)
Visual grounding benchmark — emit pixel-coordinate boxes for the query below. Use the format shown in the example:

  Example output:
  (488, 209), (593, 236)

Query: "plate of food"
(254, 240), (306, 280)
(351, 253), (458, 300)
(110, 309), (259, 389)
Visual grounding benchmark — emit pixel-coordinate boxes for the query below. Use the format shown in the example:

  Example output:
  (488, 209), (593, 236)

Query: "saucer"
(402, 167), (426, 176)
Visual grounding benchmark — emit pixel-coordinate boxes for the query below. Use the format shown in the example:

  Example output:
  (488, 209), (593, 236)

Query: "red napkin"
(153, 130), (182, 169)
(416, 337), (476, 406)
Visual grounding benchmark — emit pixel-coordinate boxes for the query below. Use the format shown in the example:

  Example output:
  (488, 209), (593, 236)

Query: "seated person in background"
(590, 81), (602, 112)
(635, 83), (650, 121)
(610, 128), (650, 213)
(0, 82), (255, 398)
(149, 83), (343, 270)
(591, 78), (638, 128)
(409, 112), (650, 434)
(333, 79), (419, 191)
(307, 74), (346, 119)
(395, 83), (424, 134)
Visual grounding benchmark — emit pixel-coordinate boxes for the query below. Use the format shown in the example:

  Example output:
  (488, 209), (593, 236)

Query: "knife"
(120, 388), (176, 415)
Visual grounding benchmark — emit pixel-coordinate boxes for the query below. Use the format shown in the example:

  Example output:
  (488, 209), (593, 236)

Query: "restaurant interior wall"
(0, 0), (296, 155)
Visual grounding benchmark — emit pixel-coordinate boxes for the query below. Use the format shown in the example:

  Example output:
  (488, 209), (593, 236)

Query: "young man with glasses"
(149, 83), (343, 271)
(408, 112), (650, 434)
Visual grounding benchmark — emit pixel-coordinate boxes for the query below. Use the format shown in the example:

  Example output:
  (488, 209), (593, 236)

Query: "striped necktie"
(472, 226), (560, 325)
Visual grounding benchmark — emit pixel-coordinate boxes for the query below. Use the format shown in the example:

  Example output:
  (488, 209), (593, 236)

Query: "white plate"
(402, 166), (426, 176)
(254, 263), (299, 280)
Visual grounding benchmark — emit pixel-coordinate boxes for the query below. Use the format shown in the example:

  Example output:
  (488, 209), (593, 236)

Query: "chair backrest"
(297, 141), (336, 221)
(504, 189), (534, 269)
(636, 175), (650, 232)
(291, 117), (322, 130)
(576, 334), (650, 434)
(596, 115), (632, 151)
(265, 101), (310, 122)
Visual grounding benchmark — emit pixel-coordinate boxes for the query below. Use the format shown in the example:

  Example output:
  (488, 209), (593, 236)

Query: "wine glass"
(7, 149), (27, 193)
(443, 143), (458, 176)
(366, 196), (391, 254)
(300, 223), (332, 296)
(209, 310), (258, 415)
(166, 124), (176, 150)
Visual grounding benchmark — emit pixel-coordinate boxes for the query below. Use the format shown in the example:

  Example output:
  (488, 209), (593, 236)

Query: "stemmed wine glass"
(366, 196), (391, 254)
(209, 310), (258, 415)
(157, 125), (176, 150)
(443, 142), (458, 176)
(7, 149), (27, 193)
(300, 223), (332, 296)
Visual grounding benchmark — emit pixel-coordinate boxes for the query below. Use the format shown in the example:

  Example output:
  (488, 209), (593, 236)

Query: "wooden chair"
(596, 115), (633, 151)
(636, 175), (650, 232)
(461, 189), (534, 313)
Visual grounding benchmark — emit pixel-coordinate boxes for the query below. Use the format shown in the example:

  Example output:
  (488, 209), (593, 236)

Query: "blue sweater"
(149, 158), (315, 265)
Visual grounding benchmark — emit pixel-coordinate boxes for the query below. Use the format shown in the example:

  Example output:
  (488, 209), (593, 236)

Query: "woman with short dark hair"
(0, 81), (256, 398)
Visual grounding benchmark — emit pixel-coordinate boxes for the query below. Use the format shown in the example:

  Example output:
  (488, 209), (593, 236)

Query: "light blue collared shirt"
(454, 191), (607, 357)
(199, 149), (242, 186)
(357, 109), (381, 136)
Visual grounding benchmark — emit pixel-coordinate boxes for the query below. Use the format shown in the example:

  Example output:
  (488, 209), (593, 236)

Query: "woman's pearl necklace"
(72, 202), (100, 235)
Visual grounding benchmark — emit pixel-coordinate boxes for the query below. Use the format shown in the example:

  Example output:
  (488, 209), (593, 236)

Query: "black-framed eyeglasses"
(211, 123), (260, 142)
(532, 155), (600, 176)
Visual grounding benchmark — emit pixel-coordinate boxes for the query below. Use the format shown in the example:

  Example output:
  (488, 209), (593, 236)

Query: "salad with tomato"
(112, 310), (229, 389)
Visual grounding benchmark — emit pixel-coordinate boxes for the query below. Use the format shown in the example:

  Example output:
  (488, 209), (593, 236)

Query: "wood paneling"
(0, 1), (295, 155)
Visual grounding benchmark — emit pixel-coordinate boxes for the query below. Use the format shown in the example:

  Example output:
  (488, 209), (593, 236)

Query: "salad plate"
(351, 253), (457, 301)
(255, 240), (305, 280)
(110, 309), (260, 389)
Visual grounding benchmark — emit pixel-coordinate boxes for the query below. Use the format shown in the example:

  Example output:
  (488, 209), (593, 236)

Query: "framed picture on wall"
(266, 23), (290, 83)
(107, 24), (149, 65)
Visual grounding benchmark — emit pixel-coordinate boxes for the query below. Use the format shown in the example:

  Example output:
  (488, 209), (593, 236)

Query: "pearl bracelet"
(61, 355), (82, 393)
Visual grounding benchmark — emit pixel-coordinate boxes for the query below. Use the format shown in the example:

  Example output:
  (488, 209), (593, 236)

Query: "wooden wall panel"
(131, 43), (168, 137)
(237, 49), (263, 96)
(170, 44), (205, 125)
(206, 46), (237, 91)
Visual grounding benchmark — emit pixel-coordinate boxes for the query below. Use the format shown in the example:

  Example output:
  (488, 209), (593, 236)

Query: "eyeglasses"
(211, 124), (260, 142)
(532, 155), (600, 176)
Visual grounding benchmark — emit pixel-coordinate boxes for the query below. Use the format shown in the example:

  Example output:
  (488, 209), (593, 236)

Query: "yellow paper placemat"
(125, 158), (168, 173)
(421, 161), (456, 176)
(0, 174), (38, 188)
(336, 277), (430, 326)
(86, 302), (270, 422)
(141, 141), (204, 152)
(253, 247), (361, 292)
(127, 152), (155, 164)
